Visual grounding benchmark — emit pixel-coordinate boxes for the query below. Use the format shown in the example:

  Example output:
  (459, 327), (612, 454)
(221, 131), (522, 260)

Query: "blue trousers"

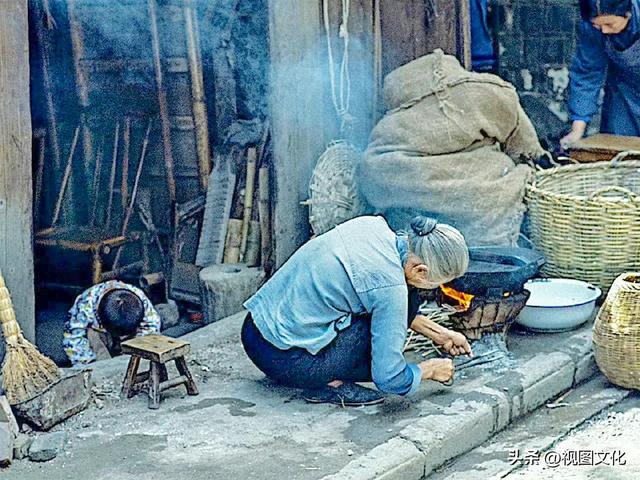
(241, 313), (373, 389)
(241, 289), (422, 389)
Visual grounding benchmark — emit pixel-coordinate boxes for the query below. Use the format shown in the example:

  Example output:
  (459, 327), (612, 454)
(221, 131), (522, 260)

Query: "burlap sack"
(359, 50), (545, 246)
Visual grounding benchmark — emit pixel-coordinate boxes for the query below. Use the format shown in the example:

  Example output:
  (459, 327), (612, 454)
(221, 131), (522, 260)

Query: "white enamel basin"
(517, 278), (602, 332)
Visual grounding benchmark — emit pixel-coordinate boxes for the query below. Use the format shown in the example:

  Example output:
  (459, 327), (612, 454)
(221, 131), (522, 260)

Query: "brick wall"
(490, 0), (589, 148)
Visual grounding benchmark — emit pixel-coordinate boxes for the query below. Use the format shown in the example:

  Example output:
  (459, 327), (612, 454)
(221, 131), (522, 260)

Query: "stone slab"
(28, 431), (67, 462)
(0, 395), (19, 438)
(13, 433), (32, 460)
(0, 423), (13, 466)
(13, 370), (92, 431)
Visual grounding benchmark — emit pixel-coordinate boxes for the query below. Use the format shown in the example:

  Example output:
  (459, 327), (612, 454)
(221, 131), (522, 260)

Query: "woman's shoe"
(302, 382), (384, 406)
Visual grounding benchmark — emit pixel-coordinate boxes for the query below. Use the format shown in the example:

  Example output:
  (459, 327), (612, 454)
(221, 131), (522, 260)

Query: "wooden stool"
(120, 334), (198, 409)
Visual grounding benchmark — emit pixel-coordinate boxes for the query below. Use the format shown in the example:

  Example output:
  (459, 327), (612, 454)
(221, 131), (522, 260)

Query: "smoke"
(29, 0), (271, 228)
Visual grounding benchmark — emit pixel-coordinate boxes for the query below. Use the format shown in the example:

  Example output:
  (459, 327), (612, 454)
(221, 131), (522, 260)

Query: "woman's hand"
(440, 330), (472, 357)
(419, 358), (454, 383)
(560, 120), (587, 150)
(409, 315), (472, 356)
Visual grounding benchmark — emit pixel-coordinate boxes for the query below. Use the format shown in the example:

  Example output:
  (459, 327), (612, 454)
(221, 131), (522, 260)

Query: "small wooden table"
(569, 134), (640, 163)
(120, 334), (198, 409)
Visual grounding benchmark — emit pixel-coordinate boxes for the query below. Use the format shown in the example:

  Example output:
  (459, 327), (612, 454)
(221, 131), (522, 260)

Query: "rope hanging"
(323, 0), (352, 133)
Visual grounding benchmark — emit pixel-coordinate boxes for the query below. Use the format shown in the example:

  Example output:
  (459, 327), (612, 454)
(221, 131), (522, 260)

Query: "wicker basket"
(303, 140), (364, 235)
(593, 273), (640, 389)
(525, 155), (640, 292)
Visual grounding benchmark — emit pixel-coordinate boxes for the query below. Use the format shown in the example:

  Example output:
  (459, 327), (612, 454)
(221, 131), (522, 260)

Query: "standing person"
(64, 280), (161, 366)
(561, 0), (640, 148)
(469, 0), (497, 72)
(241, 215), (472, 407)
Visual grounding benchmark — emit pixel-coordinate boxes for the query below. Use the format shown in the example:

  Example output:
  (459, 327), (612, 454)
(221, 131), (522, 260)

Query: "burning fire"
(440, 286), (475, 311)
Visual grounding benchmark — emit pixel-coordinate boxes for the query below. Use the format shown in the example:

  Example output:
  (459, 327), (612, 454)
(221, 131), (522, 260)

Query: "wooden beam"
(0, 0), (35, 341)
(268, 0), (331, 267)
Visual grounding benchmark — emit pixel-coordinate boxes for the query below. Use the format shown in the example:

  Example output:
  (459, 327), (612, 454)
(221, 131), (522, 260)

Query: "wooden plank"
(268, 0), (332, 267)
(0, 0), (35, 341)
(570, 134), (640, 162)
(380, 0), (471, 78)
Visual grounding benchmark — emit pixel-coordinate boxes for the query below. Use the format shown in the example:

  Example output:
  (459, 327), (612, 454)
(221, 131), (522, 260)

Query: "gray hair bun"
(410, 216), (438, 236)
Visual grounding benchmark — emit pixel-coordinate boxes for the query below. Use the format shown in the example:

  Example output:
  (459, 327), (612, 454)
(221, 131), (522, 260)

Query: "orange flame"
(440, 286), (475, 311)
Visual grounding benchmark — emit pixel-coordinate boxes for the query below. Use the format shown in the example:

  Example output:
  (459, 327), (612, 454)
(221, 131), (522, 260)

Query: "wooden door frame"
(0, 0), (36, 341)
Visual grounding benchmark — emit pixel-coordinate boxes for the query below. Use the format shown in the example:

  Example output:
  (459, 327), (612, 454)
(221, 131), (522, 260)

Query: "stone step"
(428, 375), (631, 479)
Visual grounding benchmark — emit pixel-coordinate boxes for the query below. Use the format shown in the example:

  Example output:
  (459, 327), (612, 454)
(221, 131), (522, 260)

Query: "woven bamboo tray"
(593, 273), (640, 389)
(525, 154), (640, 292)
(303, 140), (364, 235)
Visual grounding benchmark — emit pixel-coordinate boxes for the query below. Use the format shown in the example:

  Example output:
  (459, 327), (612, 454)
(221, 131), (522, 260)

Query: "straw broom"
(0, 271), (60, 405)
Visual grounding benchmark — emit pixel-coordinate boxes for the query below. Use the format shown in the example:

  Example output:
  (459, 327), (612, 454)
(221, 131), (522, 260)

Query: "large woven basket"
(303, 140), (364, 235)
(525, 155), (640, 292)
(593, 273), (640, 389)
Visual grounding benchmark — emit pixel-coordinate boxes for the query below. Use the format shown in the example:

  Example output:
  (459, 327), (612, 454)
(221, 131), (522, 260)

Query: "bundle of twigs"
(0, 271), (60, 404)
(404, 302), (458, 358)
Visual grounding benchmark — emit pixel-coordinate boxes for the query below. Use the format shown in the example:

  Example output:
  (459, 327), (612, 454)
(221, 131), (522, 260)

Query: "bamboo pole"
(106, 122), (121, 230)
(32, 0), (62, 172)
(90, 140), (104, 226)
(244, 221), (261, 266)
(122, 117), (131, 211)
(52, 126), (81, 226)
(184, 0), (211, 191)
(33, 130), (46, 231)
(148, 0), (176, 204)
(114, 121), (152, 269)
(223, 219), (243, 264)
(67, 0), (94, 188)
(258, 166), (271, 269)
(239, 148), (257, 262)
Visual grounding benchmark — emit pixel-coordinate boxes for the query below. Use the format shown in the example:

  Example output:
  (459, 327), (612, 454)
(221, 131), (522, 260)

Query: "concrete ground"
(509, 396), (640, 479)
(1, 313), (609, 480)
(430, 375), (638, 479)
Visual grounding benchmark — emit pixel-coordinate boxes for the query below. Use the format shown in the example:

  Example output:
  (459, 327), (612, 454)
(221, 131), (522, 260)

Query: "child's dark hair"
(98, 289), (144, 336)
